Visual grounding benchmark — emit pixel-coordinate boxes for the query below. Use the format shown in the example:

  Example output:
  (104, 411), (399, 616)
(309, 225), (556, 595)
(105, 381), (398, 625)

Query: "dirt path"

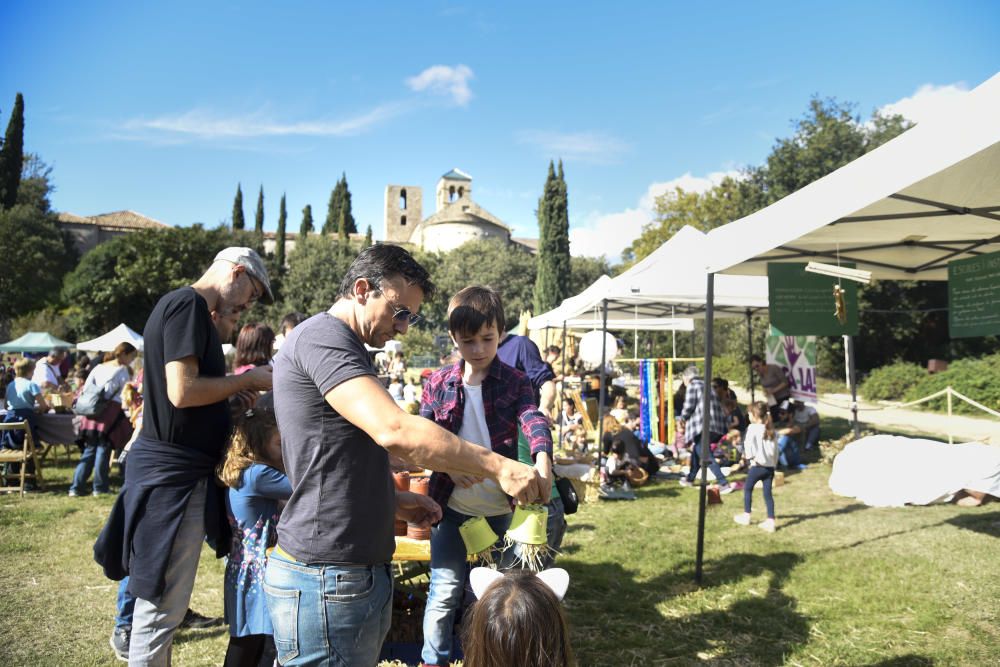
(732, 386), (1000, 445)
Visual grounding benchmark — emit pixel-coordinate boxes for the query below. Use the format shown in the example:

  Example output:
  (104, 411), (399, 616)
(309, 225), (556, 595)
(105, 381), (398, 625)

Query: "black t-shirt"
(140, 287), (230, 455)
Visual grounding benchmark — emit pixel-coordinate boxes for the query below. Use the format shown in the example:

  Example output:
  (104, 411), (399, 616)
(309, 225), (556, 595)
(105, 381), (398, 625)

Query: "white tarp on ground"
(707, 72), (1000, 280)
(829, 435), (1000, 507)
(76, 323), (144, 352)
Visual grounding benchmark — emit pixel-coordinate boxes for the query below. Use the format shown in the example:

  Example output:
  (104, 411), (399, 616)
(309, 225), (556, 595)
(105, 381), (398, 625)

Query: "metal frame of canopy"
(692, 71), (1000, 584)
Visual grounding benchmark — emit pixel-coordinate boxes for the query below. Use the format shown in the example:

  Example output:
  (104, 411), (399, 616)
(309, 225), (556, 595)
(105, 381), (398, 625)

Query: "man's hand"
(230, 390), (259, 418)
(495, 459), (545, 506)
(395, 491), (442, 528)
(450, 472), (484, 489)
(242, 365), (273, 392)
(534, 452), (553, 503)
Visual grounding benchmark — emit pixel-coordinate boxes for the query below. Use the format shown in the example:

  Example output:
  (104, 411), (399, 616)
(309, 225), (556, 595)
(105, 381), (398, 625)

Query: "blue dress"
(224, 463), (292, 637)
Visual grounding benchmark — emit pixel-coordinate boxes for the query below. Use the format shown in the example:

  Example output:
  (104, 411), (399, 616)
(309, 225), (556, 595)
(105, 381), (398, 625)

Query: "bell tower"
(384, 185), (422, 244)
(435, 168), (473, 212)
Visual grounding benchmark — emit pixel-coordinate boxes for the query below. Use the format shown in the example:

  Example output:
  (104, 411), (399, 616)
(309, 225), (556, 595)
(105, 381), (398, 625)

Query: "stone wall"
(384, 185), (422, 244)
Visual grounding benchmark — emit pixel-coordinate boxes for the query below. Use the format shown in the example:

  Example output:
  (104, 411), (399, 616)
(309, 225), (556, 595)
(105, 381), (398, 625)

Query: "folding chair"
(0, 421), (44, 496)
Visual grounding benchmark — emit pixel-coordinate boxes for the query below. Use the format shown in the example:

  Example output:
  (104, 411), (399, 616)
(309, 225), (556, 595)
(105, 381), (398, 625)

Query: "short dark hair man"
(95, 247), (274, 664)
(266, 245), (544, 666)
(750, 354), (790, 420)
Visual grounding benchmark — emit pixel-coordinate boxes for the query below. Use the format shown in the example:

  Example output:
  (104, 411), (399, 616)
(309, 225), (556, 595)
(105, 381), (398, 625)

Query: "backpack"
(73, 369), (125, 417)
(555, 475), (579, 515)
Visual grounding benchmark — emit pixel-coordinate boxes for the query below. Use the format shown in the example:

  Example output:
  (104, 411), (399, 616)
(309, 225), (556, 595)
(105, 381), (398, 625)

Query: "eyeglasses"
(246, 273), (263, 304)
(387, 300), (422, 326)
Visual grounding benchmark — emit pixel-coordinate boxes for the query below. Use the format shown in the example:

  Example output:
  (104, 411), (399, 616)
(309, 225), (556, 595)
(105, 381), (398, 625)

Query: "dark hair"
(461, 571), (575, 667)
(712, 377), (729, 389)
(337, 244), (435, 301)
(218, 392), (279, 488)
(610, 439), (626, 457)
(279, 312), (306, 332)
(546, 345), (561, 356)
(448, 285), (505, 338)
(750, 354), (764, 364)
(235, 322), (276, 368)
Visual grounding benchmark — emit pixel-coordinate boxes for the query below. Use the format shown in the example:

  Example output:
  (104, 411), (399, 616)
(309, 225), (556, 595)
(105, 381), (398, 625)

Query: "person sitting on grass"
(774, 401), (808, 470)
(463, 568), (575, 667)
(218, 392), (291, 667)
(734, 401), (778, 533)
(790, 399), (821, 450)
(603, 439), (638, 494)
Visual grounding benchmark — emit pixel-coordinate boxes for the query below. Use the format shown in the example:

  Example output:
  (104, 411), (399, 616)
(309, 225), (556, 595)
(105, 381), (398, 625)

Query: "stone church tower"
(383, 184), (423, 244)
(435, 168), (472, 210)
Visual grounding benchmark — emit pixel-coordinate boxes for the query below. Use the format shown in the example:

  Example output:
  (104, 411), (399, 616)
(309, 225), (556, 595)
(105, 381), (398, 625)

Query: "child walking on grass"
(217, 392), (292, 667)
(734, 401), (778, 533)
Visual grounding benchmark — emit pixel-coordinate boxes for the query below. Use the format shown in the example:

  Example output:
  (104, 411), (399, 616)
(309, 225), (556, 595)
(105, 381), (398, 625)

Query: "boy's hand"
(450, 472), (484, 489)
(534, 452), (553, 503)
(496, 459), (545, 506)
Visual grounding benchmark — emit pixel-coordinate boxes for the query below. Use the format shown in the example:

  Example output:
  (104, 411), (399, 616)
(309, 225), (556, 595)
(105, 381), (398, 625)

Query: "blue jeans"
(70, 442), (111, 495)
(545, 496), (567, 568)
(777, 435), (802, 467)
(744, 465), (775, 518)
(685, 432), (727, 485)
(116, 577), (135, 629)
(264, 549), (393, 667)
(422, 507), (517, 666)
(802, 424), (820, 449)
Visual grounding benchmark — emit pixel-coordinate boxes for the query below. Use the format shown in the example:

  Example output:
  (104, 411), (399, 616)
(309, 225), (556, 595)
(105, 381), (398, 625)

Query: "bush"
(711, 354), (751, 388)
(859, 361), (926, 401)
(903, 354), (1000, 415)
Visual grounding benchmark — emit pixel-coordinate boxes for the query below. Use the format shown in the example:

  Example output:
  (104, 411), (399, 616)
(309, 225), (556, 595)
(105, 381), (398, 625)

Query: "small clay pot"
(707, 485), (722, 505)
(394, 519), (408, 537)
(392, 471), (411, 492)
(409, 475), (430, 496)
(407, 523), (431, 540)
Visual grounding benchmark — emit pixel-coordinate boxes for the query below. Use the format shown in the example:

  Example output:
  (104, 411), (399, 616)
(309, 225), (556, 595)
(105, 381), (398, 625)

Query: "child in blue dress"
(217, 392), (291, 667)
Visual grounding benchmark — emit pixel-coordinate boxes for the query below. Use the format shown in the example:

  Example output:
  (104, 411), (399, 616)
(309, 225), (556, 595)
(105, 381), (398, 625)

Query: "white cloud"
(878, 82), (969, 125)
(405, 64), (474, 106)
(122, 104), (404, 141)
(570, 170), (738, 260)
(515, 130), (631, 164)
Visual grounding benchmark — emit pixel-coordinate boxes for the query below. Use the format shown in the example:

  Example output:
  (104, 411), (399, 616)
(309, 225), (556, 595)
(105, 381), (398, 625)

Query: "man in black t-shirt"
(105, 247), (274, 665)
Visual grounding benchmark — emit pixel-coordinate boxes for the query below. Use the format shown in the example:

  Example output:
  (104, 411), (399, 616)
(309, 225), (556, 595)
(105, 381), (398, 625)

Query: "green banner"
(767, 262), (859, 336)
(948, 250), (1000, 338)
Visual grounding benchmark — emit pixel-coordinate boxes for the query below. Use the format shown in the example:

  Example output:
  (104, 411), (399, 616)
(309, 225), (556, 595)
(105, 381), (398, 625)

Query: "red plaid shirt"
(421, 356), (552, 510)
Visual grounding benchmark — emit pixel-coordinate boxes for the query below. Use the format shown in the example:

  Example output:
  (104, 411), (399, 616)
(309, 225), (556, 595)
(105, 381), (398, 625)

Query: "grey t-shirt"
(272, 313), (395, 564)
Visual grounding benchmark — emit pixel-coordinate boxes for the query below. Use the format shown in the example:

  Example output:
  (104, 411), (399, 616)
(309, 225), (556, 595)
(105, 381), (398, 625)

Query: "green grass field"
(2, 425), (998, 666)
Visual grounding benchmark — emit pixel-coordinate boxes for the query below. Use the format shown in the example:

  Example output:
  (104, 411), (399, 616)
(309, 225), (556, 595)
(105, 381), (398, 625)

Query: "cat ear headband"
(469, 567), (569, 601)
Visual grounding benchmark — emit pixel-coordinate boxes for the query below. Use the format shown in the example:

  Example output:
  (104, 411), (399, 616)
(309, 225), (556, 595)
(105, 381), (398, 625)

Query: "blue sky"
(2, 1), (998, 260)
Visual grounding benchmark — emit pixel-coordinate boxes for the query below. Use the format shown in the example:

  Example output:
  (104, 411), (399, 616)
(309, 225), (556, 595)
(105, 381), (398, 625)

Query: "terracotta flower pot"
(392, 471), (411, 492)
(409, 475), (430, 496)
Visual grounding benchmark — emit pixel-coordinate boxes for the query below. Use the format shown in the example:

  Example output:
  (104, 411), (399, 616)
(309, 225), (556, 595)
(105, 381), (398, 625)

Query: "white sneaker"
(678, 478), (693, 488)
(733, 513), (751, 526)
(718, 484), (735, 495)
(759, 518), (776, 533)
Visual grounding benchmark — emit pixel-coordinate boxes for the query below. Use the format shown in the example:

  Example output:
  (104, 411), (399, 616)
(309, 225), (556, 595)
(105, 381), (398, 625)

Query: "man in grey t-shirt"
(266, 244), (544, 667)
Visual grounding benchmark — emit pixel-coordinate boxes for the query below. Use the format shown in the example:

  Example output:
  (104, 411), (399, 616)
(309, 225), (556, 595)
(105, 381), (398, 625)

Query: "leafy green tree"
(61, 225), (253, 336)
(339, 173), (357, 234)
(569, 255), (613, 295)
(254, 186), (264, 235)
(300, 204), (313, 238)
(0, 92), (25, 210)
(364, 224), (373, 247)
(232, 183), (245, 230)
(323, 180), (341, 236)
(281, 235), (357, 315)
(276, 194), (287, 268)
(323, 174), (357, 236)
(533, 161), (570, 314)
(0, 204), (76, 325)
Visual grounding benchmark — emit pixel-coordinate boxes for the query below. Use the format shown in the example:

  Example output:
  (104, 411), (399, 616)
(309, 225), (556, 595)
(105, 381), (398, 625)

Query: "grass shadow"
(862, 656), (935, 666)
(777, 502), (869, 529)
(945, 510), (1000, 538)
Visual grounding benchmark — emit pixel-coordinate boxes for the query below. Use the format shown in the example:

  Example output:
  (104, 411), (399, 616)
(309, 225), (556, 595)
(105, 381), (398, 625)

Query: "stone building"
(57, 210), (169, 256)
(384, 169), (535, 253)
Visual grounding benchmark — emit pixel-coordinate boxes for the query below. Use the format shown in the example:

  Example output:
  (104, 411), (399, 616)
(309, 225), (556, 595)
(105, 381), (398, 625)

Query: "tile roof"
(421, 200), (510, 232)
(440, 168), (472, 181)
(58, 210), (169, 230)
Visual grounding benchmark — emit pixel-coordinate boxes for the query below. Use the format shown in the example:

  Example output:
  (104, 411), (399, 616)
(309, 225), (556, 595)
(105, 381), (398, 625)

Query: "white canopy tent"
(76, 323), (144, 353)
(687, 71), (1000, 584)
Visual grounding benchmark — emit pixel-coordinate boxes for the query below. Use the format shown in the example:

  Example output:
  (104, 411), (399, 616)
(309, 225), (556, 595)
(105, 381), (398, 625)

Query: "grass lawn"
(2, 423), (999, 666)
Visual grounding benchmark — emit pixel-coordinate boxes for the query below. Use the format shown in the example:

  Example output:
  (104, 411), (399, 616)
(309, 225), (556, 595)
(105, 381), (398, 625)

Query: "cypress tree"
(323, 180), (342, 236)
(300, 204), (313, 238)
(340, 173), (357, 234)
(255, 186), (265, 235)
(337, 208), (348, 243)
(553, 160), (572, 300)
(0, 93), (25, 210)
(533, 160), (564, 314)
(276, 193), (287, 268)
(364, 224), (373, 247)
(231, 183), (245, 230)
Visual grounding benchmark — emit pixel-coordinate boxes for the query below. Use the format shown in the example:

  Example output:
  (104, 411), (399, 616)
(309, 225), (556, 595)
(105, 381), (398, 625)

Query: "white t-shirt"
(388, 381), (403, 401)
(793, 404), (818, 427)
(32, 359), (61, 388)
(85, 362), (131, 404)
(743, 423), (778, 467)
(402, 383), (417, 403)
(448, 383), (510, 517)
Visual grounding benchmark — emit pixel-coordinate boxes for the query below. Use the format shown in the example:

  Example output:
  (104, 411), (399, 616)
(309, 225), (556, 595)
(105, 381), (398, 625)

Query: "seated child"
(464, 567), (574, 667)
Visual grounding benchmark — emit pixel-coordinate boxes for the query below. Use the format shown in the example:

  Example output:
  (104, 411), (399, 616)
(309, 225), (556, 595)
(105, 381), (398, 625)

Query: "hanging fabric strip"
(648, 361), (659, 443)
(639, 360), (651, 443)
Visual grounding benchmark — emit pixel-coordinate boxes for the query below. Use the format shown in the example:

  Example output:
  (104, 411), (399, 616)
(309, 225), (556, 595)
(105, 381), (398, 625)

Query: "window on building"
(458, 187), (465, 198)
(399, 189), (407, 210)
(401, 215), (407, 226)
(449, 185), (457, 202)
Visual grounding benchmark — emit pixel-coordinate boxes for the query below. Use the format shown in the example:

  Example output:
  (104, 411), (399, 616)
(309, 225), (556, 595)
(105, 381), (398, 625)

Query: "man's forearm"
(385, 414), (511, 480)
(173, 373), (252, 408)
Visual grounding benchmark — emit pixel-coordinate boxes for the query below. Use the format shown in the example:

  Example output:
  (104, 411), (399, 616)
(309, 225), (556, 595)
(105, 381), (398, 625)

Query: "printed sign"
(948, 250), (1000, 338)
(767, 263), (859, 336)
(766, 328), (817, 404)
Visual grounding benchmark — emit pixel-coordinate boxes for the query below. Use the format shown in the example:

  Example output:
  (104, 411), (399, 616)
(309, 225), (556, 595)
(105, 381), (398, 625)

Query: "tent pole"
(596, 299), (609, 476)
(746, 308), (755, 403)
(695, 273), (715, 585)
(847, 334), (860, 438)
(672, 306), (677, 358)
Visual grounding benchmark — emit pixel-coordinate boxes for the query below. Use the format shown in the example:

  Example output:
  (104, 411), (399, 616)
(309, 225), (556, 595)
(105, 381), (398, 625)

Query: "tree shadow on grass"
(564, 551), (808, 666)
(945, 510), (1000, 538)
(861, 655), (934, 666)
(777, 501), (869, 529)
